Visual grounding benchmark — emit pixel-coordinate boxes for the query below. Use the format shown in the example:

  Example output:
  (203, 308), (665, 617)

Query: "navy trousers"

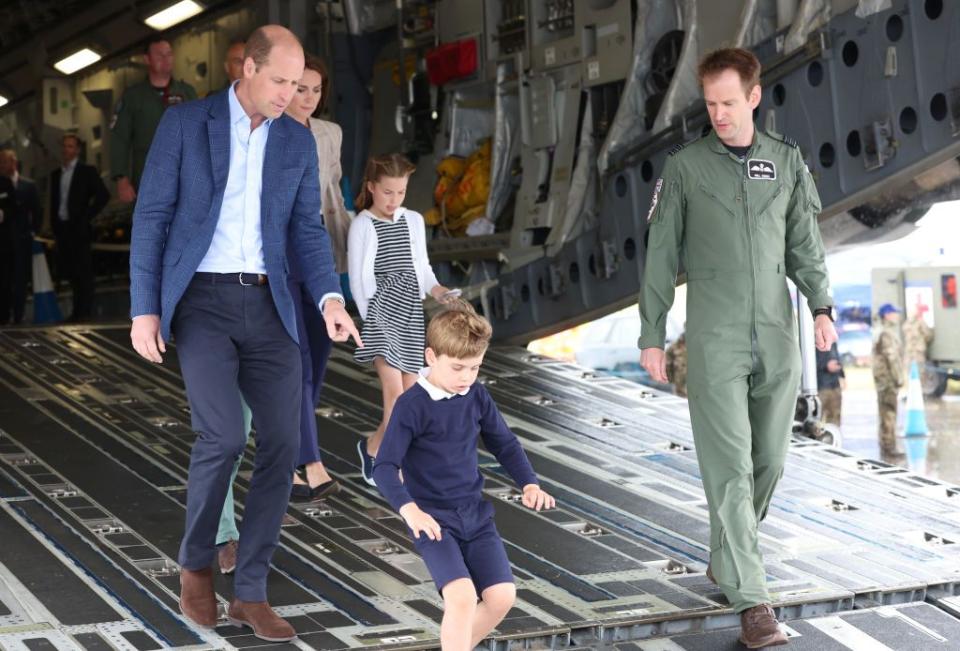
(173, 275), (301, 602)
(290, 278), (332, 466)
(11, 235), (32, 323)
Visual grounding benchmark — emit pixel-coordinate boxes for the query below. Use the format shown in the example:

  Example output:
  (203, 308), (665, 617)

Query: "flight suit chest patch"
(646, 178), (664, 222)
(747, 159), (776, 180)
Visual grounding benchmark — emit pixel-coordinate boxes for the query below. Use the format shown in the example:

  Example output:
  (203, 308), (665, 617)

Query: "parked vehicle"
(575, 308), (678, 392)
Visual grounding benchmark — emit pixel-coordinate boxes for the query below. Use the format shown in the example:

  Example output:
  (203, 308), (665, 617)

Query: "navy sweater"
(372, 382), (539, 512)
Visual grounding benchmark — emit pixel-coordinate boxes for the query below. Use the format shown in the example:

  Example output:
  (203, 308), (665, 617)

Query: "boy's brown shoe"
(179, 567), (217, 628)
(227, 600), (296, 642)
(739, 604), (788, 648)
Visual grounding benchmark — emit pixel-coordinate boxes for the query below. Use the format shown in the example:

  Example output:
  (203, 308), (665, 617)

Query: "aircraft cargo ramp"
(1, 326), (959, 650)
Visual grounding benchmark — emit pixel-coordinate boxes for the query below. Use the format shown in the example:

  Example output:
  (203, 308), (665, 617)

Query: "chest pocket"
(751, 181), (785, 218)
(692, 183), (739, 221)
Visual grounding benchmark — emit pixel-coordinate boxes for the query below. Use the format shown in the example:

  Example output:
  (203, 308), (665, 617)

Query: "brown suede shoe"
(218, 540), (238, 575)
(227, 599), (296, 642)
(706, 563), (717, 585)
(179, 567), (217, 628)
(739, 604), (788, 648)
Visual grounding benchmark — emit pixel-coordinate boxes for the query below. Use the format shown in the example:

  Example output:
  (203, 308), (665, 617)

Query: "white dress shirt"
(197, 83), (270, 273)
(59, 159), (77, 221)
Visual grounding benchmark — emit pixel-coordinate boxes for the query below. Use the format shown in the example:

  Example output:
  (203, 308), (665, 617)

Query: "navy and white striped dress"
(354, 213), (425, 373)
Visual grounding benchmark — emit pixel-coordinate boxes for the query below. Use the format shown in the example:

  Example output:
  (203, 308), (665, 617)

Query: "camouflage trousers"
(819, 387), (842, 426)
(876, 388), (899, 454)
(674, 381), (687, 398)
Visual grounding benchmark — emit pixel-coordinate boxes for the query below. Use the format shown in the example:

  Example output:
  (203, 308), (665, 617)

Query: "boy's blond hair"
(426, 300), (492, 359)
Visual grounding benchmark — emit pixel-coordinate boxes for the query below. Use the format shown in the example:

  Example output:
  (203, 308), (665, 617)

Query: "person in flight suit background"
(110, 36), (197, 203)
(639, 48), (837, 648)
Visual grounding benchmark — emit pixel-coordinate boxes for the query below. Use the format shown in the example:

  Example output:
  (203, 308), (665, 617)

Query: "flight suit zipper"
(742, 164), (759, 371)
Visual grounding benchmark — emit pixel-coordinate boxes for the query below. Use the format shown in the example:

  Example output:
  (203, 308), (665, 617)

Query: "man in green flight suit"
(639, 48), (838, 648)
(110, 36), (197, 203)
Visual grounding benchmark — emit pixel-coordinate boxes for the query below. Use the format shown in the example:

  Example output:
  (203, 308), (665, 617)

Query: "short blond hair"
(427, 300), (492, 359)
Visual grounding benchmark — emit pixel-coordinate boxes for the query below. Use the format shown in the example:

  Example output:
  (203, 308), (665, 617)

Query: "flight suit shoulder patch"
(766, 130), (800, 149)
(668, 132), (708, 156)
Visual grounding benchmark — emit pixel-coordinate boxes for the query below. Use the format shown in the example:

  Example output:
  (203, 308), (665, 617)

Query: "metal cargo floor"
(1, 326), (959, 650)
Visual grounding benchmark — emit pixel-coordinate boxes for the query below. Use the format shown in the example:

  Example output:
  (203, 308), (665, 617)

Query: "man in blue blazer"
(128, 25), (360, 641)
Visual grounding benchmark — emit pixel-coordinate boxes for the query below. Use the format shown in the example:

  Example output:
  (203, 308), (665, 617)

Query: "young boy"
(372, 303), (555, 650)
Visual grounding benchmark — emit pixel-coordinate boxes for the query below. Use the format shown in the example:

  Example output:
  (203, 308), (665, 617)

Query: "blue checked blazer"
(128, 89), (339, 344)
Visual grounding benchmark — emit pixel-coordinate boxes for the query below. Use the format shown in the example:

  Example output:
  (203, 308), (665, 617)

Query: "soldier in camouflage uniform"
(872, 303), (904, 460)
(665, 333), (687, 397)
(901, 312), (933, 377)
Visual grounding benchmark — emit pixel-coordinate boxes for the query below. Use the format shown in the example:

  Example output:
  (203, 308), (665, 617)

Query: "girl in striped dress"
(348, 153), (456, 485)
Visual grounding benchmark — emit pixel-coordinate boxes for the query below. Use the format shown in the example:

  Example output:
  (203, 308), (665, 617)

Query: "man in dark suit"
(0, 172), (16, 325)
(128, 25), (361, 641)
(0, 148), (43, 324)
(49, 135), (110, 321)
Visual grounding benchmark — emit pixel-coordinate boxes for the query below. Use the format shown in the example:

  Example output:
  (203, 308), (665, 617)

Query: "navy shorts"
(412, 500), (514, 595)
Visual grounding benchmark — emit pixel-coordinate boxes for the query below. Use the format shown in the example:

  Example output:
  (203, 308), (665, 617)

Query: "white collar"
(62, 159), (77, 173)
(364, 206), (405, 223)
(417, 367), (470, 401)
(228, 81), (273, 131)
(11, 170), (19, 186)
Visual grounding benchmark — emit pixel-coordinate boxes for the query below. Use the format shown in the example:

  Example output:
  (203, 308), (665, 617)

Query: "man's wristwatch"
(812, 306), (835, 322)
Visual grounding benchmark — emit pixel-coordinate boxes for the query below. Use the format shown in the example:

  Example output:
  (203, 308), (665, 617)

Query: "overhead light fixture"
(144, 0), (205, 30)
(0, 95), (8, 108)
(53, 48), (102, 75)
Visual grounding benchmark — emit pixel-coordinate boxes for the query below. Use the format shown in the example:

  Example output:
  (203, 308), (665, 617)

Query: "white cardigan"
(347, 208), (440, 320)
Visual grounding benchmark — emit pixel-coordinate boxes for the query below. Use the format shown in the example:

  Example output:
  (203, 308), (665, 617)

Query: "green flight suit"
(638, 129), (831, 613)
(109, 78), (197, 188)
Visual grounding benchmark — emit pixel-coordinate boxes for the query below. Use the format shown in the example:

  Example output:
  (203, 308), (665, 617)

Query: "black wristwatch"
(812, 306), (834, 322)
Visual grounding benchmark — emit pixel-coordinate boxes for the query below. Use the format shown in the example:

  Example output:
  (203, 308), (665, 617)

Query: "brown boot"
(218, 540), (238, 575)
(739, 604), (788, 648)
(227, 600), (296, 642)
(705, 563), (717, 585)
(179, 567), (217, 628)
(881, 450), (906, 465)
